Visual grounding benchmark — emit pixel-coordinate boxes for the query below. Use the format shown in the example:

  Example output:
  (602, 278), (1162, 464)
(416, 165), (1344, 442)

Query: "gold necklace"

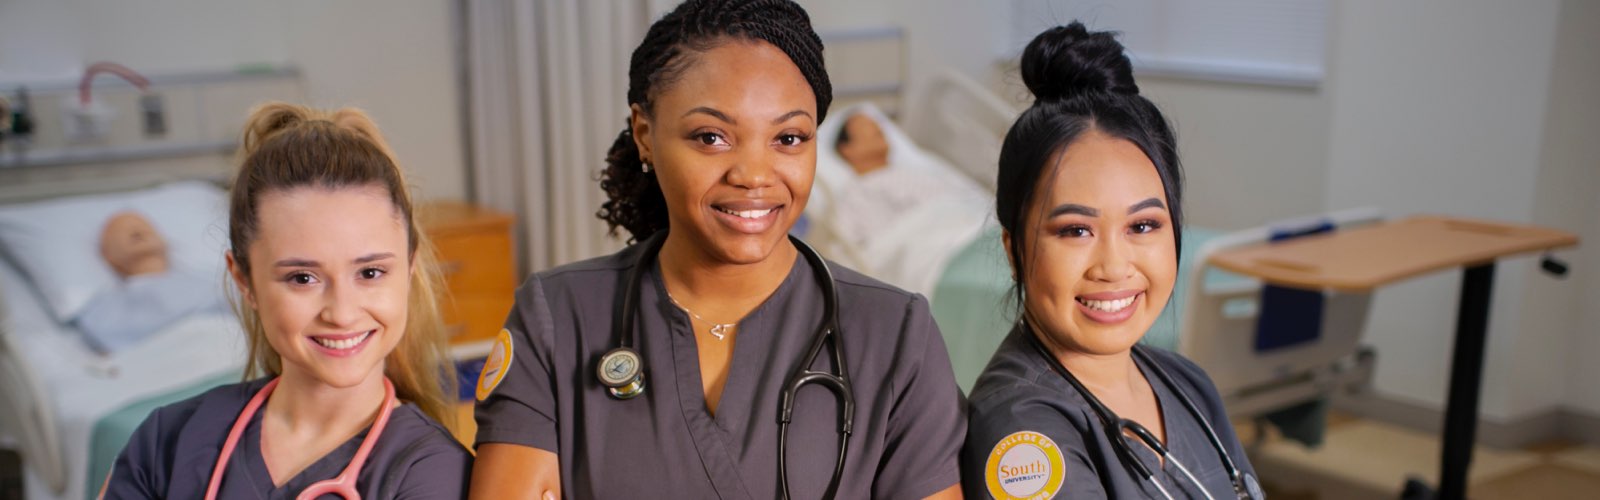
(665, 291), (736, 340)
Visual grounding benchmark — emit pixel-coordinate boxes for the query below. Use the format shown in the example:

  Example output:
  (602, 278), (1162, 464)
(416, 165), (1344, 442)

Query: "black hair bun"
(1020, 21), (1139, 101)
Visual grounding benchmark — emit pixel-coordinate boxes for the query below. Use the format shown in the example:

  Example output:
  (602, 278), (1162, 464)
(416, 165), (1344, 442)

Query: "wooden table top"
(1207, 215), (1578, 292)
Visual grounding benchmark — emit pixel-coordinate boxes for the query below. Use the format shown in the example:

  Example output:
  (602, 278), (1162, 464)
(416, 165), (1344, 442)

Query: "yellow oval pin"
(985, 430), (1065, 500)
(476, 328), (514, 401)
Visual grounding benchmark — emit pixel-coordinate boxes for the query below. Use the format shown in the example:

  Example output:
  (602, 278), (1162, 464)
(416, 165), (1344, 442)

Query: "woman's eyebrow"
(1128, 197), (1166, 214)
(1048, 203), (1098, 218)
(683, 106), (735, 124)
(275, 258), (319, 268)
(354, 252), (396, 265)
(771, 109), (812, 125)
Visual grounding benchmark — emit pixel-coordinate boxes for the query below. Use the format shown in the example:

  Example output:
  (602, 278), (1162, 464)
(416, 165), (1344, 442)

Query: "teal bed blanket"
(83, 371), (236, 499)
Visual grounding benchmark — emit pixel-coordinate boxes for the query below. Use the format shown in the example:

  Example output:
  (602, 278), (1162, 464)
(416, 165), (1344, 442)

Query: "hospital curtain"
(463, 0), (651, 272)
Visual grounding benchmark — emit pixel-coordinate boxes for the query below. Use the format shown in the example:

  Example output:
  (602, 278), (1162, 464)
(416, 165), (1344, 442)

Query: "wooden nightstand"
(417, 201), (517, 349)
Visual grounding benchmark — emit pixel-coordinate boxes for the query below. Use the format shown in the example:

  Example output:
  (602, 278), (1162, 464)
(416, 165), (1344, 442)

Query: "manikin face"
(630, 39), (818, 265)
(837, 113), (889, 175)
(228, 186), (411, 389)
(1008, 130), (1177, 357)
(100, 211), (169, 278)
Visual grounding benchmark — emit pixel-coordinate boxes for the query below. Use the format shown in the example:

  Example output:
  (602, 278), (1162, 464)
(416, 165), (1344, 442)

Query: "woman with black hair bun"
(962, 23), (1262, 500)
(470, 1), (966, 498)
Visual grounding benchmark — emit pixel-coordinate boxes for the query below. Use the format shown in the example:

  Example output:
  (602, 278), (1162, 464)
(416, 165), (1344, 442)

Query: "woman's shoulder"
(968, 331), (1052, 404)
(529, 242), (641, 284)
(386, 404), (472, 457)
(1137, 345), (1219, 394)
(376, 405), (473, 495)
(119, 377), (269, 476)
(964, 366), (1098, 475)
(966, 331), (1097, 438)
(826, 259), (924, 311)
(142, 378), (270, 431)
(513, 242), (645, 312)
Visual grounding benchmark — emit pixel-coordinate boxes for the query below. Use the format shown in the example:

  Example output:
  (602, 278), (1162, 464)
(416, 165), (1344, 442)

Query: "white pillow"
(0, 181), (230, 322)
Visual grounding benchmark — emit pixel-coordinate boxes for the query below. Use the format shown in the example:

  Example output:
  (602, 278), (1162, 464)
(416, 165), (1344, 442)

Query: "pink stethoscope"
(204, 376), (397, 500)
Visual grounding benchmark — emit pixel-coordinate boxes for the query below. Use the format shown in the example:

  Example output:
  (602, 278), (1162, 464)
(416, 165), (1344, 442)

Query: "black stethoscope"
(596, 233), (854, 500)
(1024, 323), (1263, 500)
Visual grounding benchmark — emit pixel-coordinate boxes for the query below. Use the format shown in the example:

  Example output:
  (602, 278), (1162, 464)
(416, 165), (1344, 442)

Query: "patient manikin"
(74, 211), (223, 353)
(829, 112), (985, 248)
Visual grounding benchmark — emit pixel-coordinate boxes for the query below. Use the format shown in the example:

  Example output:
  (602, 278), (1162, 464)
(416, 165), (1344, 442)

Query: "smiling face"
(1007, 129), (1177, 357)
(227, 186), (411, 388)
(630, 39), (817, 265)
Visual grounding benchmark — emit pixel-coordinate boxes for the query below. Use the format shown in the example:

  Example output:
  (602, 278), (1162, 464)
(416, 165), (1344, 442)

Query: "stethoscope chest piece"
(1240, 471), (1263, 500)
(599, 347), (646, 399)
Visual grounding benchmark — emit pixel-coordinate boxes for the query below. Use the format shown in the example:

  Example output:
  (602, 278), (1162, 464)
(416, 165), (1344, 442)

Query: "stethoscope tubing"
(1025, 326), (1248, 499)
(205, 376), (397, 500)
(612, 233), (854, 500)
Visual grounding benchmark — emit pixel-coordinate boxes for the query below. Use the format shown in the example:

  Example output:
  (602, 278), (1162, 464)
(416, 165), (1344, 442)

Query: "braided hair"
(597, 0), (831, 243)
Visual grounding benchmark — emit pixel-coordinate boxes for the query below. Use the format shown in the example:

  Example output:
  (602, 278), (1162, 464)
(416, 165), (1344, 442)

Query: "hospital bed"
(810, 32), (1377, 444)
(1180, 208), (1381, 420)
(0, 177), (246, 500)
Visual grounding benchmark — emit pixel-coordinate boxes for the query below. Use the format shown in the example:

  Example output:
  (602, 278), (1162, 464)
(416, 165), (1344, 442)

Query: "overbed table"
(1208, 215), (1578, 500)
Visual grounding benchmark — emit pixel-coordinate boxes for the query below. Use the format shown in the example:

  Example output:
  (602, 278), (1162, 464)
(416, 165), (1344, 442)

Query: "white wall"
(1539, 0), (1600, 416)
(0, 0), (467, 200)
(800, 0), (1012, 114)
(1139, 77), (1330, 230)
(1323, 0), (1567, 421)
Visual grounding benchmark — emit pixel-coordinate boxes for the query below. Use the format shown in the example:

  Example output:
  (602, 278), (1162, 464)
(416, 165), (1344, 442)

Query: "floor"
(1248, 414), (1600, 499)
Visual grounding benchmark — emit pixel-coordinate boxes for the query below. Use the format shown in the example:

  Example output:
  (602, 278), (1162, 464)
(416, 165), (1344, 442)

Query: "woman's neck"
(657, 233), (798, 321)
(1028, 319), (1144, 396)
(263, 366), (387, 441)
(257, 365), (388, 485)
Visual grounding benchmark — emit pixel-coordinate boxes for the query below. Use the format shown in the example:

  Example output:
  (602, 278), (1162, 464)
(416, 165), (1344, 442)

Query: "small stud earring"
(641, 160), (652, 173)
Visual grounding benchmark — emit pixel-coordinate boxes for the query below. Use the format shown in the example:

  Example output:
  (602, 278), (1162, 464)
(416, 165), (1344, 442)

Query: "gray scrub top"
(474, 235), (966, 499)
(106, 378), (472, 499)
(962, 327), (1257, 499)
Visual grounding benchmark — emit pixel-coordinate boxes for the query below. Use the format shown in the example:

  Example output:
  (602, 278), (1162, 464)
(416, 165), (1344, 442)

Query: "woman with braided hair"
(470, 0), (965, 498)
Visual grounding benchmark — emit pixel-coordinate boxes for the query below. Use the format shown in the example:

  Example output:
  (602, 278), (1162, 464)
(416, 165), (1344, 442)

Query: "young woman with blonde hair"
(104, 102), (471, 499)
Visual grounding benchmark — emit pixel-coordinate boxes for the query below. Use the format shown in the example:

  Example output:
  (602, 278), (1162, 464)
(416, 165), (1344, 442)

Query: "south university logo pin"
(986, 430), (1065, 499)
(476, 329), (514, 401)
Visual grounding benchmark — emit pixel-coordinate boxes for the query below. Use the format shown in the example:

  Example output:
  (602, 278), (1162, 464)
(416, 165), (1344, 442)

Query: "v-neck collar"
(648, 247), (805, 500)
(1130, 351), (1218, 497)
(237, 406), (370, 499)
(651, 248), (804, 427)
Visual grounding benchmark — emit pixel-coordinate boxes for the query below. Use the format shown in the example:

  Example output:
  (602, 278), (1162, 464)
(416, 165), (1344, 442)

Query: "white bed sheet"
(808, 103), (993, 298)
(0, 258), (244, 500)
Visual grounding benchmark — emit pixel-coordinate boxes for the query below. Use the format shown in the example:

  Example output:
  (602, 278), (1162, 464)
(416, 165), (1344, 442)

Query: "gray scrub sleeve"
(390, 445), (473, 499)
(963, 386), (1108, 499)
(105, 400), (185, 499)
(875, 295), (968, 498)
(473, 275), (561, 452)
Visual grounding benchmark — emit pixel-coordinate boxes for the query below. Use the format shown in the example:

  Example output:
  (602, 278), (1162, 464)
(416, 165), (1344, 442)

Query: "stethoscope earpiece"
(598, 347), (646, 399)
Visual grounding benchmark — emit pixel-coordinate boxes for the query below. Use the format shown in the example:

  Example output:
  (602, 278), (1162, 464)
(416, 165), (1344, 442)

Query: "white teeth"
(314, 330), (372, 350)
(716, 207), (773, 219)
(1079, 296), (1136, 313)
